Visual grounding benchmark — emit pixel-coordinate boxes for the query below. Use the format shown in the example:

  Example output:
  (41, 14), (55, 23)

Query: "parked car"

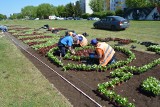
(67, 17), (74, 20)
(74, 17), (83, 20)
(55, 17), (64, 20)
(34, 18), (39, 20)
(87, 17), (100, 21)
(93, 16), (129, 31)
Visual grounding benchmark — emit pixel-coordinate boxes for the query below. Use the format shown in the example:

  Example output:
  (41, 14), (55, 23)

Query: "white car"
(35, 18), (39, 20)
(55, 17), (64, 20)
(92, 17), (100, 20)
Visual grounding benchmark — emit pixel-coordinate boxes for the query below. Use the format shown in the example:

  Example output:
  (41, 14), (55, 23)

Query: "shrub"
(81, 13), (90, 19)
(115, 9), (124, 17)
(105, 10), (115, 16)
(140, 77), (160, 96)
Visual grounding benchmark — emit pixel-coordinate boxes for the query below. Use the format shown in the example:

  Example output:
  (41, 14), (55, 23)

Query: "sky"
(0, 0), (77, 17)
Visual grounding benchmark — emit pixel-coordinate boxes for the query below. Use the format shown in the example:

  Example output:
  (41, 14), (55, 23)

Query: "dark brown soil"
(6, 32), (160, 107)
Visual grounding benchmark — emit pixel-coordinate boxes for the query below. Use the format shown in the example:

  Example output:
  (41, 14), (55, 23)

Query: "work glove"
(89, 52), (95, 58)
(70, 49), (75, 55)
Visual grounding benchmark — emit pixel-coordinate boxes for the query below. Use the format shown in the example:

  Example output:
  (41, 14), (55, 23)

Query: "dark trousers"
(108, 55), (116, 65)
(58, 43), (66, 57)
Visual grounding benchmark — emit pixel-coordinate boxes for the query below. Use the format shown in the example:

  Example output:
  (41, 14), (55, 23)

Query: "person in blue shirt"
(58, 32), (75, 57)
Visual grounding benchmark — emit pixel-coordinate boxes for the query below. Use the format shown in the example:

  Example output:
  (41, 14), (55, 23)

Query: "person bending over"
(72, 33), (88, 47)
(58, 32), (75, 57)
(90, 39), (116, 66)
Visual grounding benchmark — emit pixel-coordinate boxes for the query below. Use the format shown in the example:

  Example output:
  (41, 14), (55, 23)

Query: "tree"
(51, 6), (58, 16)
(56, 5), (66, 17)
(21, 6), (37, 19)
(149, 0), (160, 6)
(74, 1), (82, 17)
(37, 3), (55, 19)
(9, 13), (23, 19)
(89, 0), (104, 12)
(0, 14), (7, 20)
(65, 3), (75, 17)
(125, 0), (158, 8)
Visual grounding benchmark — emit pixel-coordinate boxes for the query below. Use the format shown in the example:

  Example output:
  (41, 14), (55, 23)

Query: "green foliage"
(115, 9), (124, 17)
(140, 77), (160, 96)
(81, 13), (91, 19)
(147, 45), (160, 54)
(88, 11), (116, 19)
(89, 0), (104, 12)
(90, 12), (102, 18)
(105, 11), (115, 16)
(65, 3), (75, 17)
(74, 1), (82, 17)
(125, 0), (156, 8)
(37, 3), (55, 19)
(21, 6), (38, 19)
(56, 5), (66, 17)
(0, 14), (7, 20)
(9, 13), (23, 19)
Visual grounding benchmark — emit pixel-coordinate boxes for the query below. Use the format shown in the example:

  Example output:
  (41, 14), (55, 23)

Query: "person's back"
(96, 42), (115, 66)
(90, 39), (116, 66)
(59, 35), (73, 47)
(77, 34), (88, 46)
(58, 33), (74, 57)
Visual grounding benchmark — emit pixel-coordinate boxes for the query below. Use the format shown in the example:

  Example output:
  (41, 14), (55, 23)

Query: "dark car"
(93, 16), (129, 31)
(74, 17), (81, 20)
(67, 17), (74, 20)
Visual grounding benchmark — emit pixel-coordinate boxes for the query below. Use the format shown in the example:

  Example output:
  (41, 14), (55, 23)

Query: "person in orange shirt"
(90, 39), (116, 66)
(72, 33), (88, 47)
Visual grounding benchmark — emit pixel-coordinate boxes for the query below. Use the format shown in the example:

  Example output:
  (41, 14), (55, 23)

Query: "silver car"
(93, 16), (129, 31)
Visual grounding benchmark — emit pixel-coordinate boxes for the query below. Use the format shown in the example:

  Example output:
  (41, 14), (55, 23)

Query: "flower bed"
(8, 26), (160, 107)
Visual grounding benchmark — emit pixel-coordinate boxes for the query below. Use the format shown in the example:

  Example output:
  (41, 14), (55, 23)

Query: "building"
(79, 0), (93, 14)
(107, 0), (126, 11)
(78, 0), (126, 14)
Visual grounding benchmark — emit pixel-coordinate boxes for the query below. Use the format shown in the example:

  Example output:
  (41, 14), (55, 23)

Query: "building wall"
(105, 0), (126, 11)
(79, 0), (93, 14)
(79, 0), (126, 14)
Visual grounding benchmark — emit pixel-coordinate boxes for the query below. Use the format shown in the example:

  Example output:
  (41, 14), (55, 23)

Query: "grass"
(1, 19), (159, 52)
(0, 34), (72, 107)
(1, 19), (160, 42)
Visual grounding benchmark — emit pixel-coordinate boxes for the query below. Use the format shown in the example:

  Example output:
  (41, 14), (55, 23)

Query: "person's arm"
(67, 37), (73, 51)
(68, 46), (72, 51)
(95, 48), (103, 59)
(76, 40), (80, 44)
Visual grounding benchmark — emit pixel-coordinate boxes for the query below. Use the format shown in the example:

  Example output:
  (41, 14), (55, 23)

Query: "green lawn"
(1, 19), (159, 52)
(1, 20), (160, 43)
(0, 33), (72, 107)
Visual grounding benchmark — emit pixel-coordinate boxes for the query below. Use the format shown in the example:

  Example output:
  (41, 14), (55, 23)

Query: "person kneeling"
(90, 39), (116, 66)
